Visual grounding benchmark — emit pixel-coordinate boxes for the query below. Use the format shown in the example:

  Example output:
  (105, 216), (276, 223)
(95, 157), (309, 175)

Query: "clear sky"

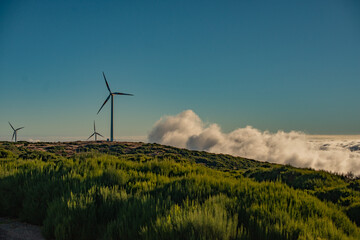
(0, 0), (359, 141)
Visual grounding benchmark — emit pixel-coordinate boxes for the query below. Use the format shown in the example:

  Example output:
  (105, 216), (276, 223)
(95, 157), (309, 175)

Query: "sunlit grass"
(1, 142), (360, 239)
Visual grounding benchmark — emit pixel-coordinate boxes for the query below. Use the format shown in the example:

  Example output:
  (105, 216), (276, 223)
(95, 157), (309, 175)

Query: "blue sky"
(0, 0), (359, 141)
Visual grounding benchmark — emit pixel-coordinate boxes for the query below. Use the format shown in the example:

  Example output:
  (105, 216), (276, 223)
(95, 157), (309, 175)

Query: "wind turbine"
(9, 122), (24, 142)
(87, 121), (104, 141)
(97, 72), (133, 142)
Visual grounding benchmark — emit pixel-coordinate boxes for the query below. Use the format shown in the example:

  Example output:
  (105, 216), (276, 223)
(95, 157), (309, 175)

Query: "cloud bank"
(148, 110), (360, 175)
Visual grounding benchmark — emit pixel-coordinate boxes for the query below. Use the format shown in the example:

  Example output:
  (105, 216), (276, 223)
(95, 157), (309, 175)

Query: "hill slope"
(1, 141), (360, 239)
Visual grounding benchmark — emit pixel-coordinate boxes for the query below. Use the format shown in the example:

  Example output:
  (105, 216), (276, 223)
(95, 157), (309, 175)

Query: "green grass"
(1, 142), (360, 239)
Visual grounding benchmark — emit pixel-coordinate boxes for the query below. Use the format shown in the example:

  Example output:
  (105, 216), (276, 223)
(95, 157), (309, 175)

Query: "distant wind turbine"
(87, 121), (104, 141)
(97, 72), (133, 142)
(8, 122), (24, 142)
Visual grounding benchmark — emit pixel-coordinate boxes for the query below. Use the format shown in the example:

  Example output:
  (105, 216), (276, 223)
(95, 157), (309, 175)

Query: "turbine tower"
(97, 72), (133, 142)
(87, 121), (104, 141)
(9, 122), (24, 142)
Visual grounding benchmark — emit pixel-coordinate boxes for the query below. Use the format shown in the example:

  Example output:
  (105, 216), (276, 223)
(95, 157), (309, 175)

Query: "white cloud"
(148, 110), (360, 175)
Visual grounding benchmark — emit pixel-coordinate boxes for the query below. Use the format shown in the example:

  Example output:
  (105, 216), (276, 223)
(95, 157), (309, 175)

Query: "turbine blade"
(94, 121), (96, 132)
(96, 132), (104, 138)
(113, 92), (134, 96)
(16, 127), (24, 131)
(12, 132), (15, 140)
(103, 72), (111, 93)
(8, 122), (15, 130)
(97, 94), (111, 114)
(87, 133), (95, 140)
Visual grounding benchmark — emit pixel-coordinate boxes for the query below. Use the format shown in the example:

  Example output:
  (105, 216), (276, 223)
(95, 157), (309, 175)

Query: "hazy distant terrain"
(1, 141), (360, 239)
(308, 135), (360, 153)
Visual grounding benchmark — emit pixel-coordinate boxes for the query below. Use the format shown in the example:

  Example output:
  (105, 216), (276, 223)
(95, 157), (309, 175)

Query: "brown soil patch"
(8, 141), (145, 157)
(0, 218), (44, 240)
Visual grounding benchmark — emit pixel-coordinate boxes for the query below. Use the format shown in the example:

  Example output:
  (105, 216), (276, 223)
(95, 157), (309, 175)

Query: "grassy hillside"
(1, 141), (360, 239)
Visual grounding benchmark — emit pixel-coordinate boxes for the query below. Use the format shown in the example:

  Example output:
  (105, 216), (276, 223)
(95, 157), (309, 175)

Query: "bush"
(1, 143), (360, 239)
(0, 148), (15, 159)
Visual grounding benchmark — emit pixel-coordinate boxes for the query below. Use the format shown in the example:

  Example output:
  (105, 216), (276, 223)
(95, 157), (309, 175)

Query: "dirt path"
(0, 218), (45, 240)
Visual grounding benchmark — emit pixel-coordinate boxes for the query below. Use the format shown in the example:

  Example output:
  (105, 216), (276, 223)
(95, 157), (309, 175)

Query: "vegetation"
(1, 141), (360, 239)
